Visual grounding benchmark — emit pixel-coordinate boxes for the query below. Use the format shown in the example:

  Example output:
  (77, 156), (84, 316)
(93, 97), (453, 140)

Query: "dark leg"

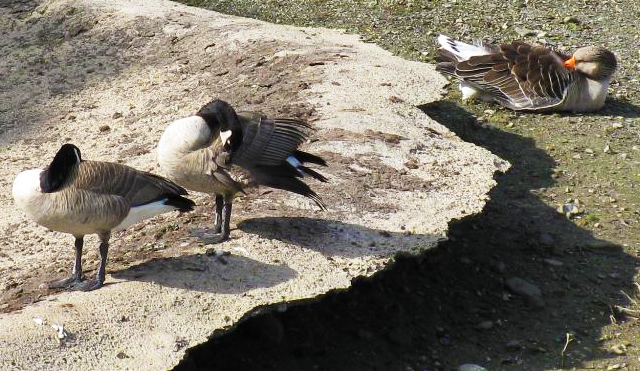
(46, 237), (84, 289)
(213, 195), (224, 233)
(75, 232), (110, 291)
(202, 199), (232, 244)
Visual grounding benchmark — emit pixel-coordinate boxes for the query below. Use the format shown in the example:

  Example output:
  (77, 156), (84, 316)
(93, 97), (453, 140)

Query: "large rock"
(0, 0), (509, 370)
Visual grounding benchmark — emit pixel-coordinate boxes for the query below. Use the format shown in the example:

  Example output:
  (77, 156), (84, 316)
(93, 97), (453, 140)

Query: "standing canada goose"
(157, 100), (327, 244)
(436, 35), (617, 112)
(12, 144), (195, 291)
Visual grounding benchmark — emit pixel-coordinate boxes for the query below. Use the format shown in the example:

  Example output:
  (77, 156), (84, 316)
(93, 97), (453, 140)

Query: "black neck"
(40, 144), (81, 193)
(196, 100), (243, 152)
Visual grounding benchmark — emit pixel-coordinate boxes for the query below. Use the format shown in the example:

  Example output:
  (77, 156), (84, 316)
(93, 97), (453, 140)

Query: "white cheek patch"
(219, 130), (232, 145)
(73, 148), (81, 164)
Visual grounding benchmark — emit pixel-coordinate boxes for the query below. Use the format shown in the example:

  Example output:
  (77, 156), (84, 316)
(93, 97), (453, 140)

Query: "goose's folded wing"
(74, 161), (188, 206)
(447, 41), (578, 110)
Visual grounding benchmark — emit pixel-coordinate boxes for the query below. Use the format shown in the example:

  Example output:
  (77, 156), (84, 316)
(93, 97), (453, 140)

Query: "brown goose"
(157, 100), (327, 244)
(12, 144), (195, 291)
(436, 35), (617, 112)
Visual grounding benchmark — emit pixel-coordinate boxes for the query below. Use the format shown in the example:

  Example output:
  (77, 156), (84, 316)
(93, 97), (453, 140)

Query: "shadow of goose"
(111, 253), (297, 294)
(237, 217), (443, 259)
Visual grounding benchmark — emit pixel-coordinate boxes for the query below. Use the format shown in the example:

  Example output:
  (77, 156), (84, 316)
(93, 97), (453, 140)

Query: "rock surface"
(0, 0), (508, 370)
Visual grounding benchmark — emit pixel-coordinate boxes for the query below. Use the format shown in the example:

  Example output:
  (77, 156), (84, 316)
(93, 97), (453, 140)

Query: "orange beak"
(564, 56), (576, 70)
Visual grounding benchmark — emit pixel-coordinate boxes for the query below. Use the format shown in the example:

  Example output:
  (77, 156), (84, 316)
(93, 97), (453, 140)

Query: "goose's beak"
(564, 56), (576, 70)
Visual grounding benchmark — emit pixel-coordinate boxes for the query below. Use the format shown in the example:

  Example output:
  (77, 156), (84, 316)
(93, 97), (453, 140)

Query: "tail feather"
(298, 166), (328, 182)
(255, 172), (327, 211)
(437, 34), (493, 62)
(293, 150), (327, 166)
(164, 194), (196, 212)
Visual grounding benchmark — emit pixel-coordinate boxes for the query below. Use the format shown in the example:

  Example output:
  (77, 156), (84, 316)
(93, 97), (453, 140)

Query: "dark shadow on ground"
(173, 101), (639, 371)
(111, 253), (297, 294)
(237, 217), (442, 259)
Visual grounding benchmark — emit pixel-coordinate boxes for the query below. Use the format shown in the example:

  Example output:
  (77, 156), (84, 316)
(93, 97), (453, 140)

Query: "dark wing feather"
(222, 112), (327, 209)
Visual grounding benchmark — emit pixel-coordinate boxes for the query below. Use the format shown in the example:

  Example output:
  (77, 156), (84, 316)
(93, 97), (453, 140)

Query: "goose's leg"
(212, 195), (224, 233)
(75, 232), (110, 291)
(47, 237), (84, 289)
(202, 197), (232, 244)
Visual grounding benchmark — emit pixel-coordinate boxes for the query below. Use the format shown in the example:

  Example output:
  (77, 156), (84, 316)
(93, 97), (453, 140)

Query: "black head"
(40, 143), (82, 193)
(196, 100), (243, 151)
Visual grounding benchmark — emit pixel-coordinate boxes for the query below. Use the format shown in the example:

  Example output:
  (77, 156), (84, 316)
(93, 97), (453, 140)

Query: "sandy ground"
(0, 0), (506, 370)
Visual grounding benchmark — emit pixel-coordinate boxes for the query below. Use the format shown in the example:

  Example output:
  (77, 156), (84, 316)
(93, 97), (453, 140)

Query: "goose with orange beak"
(436, 35), (617, 112)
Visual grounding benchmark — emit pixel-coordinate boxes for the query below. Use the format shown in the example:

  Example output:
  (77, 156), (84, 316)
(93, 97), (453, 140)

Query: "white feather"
(114, 200), (177, 231)
(437, 34), (492, 62)
(12, 169), (43, 209)
(460, 82), (481, 101)
(286, 155), (304, 176)
(219, 129), (232, 145)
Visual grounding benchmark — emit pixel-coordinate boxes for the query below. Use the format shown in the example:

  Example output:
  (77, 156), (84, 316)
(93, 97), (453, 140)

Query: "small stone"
(539, 233), (555, 247)
(483, 109), (495, 115)
(515, 27), (536, 37)
(506, 340), (522, 350)
(584, 239), (618, 250)
(112, 112), (123, 119)
(116, 351), (130, 359)
(604, 144), (611, 153)
(458, 364), (488, 371)
(506, 277), (542, 297)
(610, 344), (626, 355)
(99, 125), (111, 132)
(404, 159), (419, 169)
(563, 16), (580, 24)
(358, 328), (374, 340)
(544, 259), (563, 267)
(476, 320), (493, 330)
(619, 153), (628, 160)
(585, 148), (594, 154)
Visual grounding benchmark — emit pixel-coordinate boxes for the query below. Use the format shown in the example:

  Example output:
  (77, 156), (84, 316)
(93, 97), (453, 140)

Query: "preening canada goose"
(157, 100), (327, 244)
(436, 35), (617, 112)
(12, 144), (195, 291)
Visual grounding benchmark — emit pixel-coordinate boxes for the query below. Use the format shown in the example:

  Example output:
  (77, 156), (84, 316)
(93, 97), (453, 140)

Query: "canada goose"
(12, 144), (195, 291)
(436, 35), (617, 112)
(157, 100), (327, 244)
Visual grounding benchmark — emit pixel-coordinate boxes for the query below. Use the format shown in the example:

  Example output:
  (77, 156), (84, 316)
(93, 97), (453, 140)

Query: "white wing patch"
(437, 34), (492, 61)
(114, 200), (176, 231)
(219, 129), (232, 145)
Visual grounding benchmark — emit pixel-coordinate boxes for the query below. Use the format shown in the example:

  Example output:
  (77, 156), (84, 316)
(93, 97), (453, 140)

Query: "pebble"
(458, 364), (487, 371)
(610, 344), (626, 355)
(506, 340), (522, 350)
(563, 16), (580, 24)
(584, 239), (618, 250)
(539, 233), (555, 247)
(544, 259), (563, 267)
(506, 277), (545, 308)
(476, 320), (493, 330)
(99, 125), (111, 132)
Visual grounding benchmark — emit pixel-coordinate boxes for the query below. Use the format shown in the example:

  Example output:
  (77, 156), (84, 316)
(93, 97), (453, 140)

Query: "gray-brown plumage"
(157, 100), (327, 243)
(436, 35), (617, 112)
(12, 144), (195, 291)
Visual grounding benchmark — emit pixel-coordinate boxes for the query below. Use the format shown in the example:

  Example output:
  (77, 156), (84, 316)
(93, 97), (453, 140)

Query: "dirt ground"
(171, 0), (640, 370)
